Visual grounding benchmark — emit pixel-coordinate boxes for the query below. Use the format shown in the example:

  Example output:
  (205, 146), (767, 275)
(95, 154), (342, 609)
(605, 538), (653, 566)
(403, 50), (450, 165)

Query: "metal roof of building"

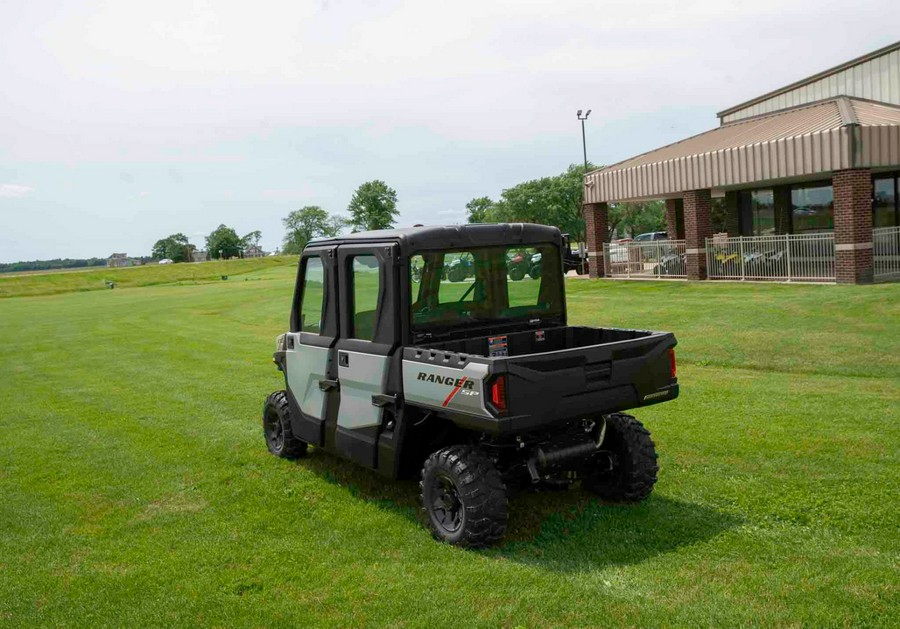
(584, 97), (900, 204)
(717, 40), (900, 122)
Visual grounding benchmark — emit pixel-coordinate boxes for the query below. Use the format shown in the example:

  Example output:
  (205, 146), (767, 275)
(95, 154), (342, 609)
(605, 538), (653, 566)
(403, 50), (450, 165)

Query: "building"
(192, 249), (209, 263)
(583, 41), (900, 283)
(107, 253), (133, 268)
(243, 245), (265, 258)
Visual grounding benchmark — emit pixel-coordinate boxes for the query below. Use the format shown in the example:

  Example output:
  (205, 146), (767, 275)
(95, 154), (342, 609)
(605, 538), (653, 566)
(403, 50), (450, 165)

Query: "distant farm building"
(244, 245), (265, 258)
(107, 253), (134, 268)
(192, 250), (210, 262)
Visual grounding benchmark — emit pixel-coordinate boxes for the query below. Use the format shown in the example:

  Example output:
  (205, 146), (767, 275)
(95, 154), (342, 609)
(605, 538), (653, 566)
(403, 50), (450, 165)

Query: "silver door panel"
(337, 350), (390, 429)
(285, 336), (330, 420)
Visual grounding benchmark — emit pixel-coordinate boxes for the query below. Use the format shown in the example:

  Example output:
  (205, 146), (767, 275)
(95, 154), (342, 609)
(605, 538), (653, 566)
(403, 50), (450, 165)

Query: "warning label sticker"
(488, 335), (508, 358)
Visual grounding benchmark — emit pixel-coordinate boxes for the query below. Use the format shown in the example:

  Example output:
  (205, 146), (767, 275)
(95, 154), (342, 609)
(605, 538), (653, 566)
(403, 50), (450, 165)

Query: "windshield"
(409, 243), (564, 335)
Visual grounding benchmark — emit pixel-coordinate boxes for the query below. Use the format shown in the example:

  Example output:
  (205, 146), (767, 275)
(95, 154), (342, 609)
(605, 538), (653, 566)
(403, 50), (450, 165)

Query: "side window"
(351, 255), (380, 341)
(439, 251), (476, 304)
(299, 257), (325, 334)
(506, 247), (541, 308)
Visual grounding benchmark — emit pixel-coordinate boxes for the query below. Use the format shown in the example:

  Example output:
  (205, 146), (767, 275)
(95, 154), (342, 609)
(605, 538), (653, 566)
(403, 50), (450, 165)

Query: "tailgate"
(500, 329), (677, 430)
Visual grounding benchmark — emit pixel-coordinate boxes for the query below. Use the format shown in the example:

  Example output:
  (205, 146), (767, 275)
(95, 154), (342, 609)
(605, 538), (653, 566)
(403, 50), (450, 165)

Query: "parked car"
(633, 231), (668, 242)
(607, 241), (629, 263)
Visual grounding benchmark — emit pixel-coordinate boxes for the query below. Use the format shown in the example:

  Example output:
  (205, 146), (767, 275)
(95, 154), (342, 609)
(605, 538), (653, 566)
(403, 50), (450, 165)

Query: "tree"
(474, 163), (598, 242)
(282, 206), (344, 254)
(151, 233), (191, 262)
(466, 197), (494, 223)
(610, 200), (666, 239)
(347, 180), (399, 231)
(241, 230), (262, 250)
(206, 225), (243, 259)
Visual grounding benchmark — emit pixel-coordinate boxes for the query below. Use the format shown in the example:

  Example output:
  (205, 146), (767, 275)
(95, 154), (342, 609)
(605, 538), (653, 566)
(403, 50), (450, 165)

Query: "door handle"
(338, 351), (349, 367)
(318, 379), (340, 392)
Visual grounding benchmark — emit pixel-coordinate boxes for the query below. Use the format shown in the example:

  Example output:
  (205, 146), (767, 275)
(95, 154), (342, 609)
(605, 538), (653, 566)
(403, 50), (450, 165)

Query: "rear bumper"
(418, 381), (678, 435)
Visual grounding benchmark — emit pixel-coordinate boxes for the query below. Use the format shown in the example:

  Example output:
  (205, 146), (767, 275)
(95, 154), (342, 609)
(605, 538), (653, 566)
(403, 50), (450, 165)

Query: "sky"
(0, 0), (896, 262)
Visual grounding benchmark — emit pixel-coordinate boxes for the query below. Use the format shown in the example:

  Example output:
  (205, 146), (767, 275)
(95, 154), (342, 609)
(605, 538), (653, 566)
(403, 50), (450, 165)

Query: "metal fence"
(874, 226), (900, 282)
(603, 240), (687, 279)
(705, 233), (835, 282)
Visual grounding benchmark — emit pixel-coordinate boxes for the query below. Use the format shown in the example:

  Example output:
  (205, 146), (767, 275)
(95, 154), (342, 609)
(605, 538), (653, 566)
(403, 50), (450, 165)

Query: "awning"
(584, 97), (900, 204)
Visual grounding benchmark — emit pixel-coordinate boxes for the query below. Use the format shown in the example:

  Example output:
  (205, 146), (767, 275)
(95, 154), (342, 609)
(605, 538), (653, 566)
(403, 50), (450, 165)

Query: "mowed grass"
(0, 265), (897, 627)
(0, 255), (297, 298)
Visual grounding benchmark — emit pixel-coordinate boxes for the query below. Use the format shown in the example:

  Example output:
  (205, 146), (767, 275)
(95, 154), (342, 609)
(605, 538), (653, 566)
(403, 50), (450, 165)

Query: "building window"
(745, 190), (774, 236)
(791, 184), (834, 233)
(710, 197), (727, 233)
(874, 176), (899, 228)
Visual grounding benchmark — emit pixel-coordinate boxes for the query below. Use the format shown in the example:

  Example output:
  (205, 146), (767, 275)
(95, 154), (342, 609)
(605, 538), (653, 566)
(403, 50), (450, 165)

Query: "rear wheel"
(420, 446), (508, 548)
(583, 413), (657, 501)
(509, 266), (526, 281)
(263, 391), (308, 459)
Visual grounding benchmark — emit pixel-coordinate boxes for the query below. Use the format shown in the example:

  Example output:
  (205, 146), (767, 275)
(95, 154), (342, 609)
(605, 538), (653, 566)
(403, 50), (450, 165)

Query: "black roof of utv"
(308, 223), (563, 255)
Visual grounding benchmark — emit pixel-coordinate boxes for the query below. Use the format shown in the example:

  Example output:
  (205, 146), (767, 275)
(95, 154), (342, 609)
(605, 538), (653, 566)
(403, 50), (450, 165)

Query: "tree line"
(0, 257), (109, 274)
(150, 227), (264, 263)
(147, 180), (400, 263)
(281, 179), (399, 253)
(143, 167), (668, 268)
(465, 163), (666, 242)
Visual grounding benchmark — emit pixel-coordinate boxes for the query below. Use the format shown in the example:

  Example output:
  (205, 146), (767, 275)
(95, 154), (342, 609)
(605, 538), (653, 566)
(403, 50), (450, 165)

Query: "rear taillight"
(669, 348), (677, 379)
(489, 375), (508, 414)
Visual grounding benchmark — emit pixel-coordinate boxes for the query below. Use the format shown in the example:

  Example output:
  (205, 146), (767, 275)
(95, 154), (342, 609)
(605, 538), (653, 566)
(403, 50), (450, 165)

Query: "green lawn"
(0, 265), (897, 627)
(0, 255), (297, 298)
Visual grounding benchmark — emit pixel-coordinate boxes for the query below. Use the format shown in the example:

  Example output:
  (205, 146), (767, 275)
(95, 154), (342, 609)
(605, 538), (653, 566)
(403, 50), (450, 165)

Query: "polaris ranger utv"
(265, 224), (678, 548)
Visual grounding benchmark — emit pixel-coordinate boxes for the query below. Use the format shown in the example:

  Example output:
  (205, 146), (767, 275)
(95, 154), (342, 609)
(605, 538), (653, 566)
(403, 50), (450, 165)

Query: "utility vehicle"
(264, 224), (678, 548)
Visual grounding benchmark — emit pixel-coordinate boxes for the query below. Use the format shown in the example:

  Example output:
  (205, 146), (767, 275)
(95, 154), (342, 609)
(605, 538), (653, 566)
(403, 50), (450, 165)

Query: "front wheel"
(420, 446), (508, 548)
(583, 413), (657, 502)
(263, 391), (308, 459)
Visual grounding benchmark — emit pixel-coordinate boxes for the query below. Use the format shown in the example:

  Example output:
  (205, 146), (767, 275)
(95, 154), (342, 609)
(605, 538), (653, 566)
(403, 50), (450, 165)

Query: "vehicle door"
(331, 243), (399, 468)
(283, 246), (339, 446)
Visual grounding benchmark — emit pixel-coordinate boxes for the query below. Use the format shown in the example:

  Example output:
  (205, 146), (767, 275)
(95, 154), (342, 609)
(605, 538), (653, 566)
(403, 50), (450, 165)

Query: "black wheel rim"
(429, 473), (463, 533)
(264, 410), (284, 452)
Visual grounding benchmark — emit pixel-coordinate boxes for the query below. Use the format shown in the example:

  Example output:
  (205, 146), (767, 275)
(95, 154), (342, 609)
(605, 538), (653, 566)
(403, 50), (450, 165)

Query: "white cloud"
(0, 184), (34, 198)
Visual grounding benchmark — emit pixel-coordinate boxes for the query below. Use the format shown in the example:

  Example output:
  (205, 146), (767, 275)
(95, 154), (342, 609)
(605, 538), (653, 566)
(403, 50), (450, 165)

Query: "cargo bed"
(406, 325), (678, 433)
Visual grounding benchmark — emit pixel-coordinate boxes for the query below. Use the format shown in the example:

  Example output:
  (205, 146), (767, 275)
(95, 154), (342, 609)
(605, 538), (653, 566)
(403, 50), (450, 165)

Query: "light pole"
(577, 109), (591, 172)
(576, 110), (593, 273)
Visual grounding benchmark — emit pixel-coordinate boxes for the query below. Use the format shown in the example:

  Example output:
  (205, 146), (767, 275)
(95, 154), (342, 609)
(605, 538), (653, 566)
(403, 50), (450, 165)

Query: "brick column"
(684, 189), (712, 280)
(833, 169), (874, 284)
(724, 191), (740, 236)
(665, 198), (685, 239)
(583, 202), (608, 278)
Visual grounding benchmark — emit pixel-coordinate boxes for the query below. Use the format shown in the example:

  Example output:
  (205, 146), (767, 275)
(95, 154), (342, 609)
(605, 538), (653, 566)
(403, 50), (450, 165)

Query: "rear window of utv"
(408, 243), (564, 332)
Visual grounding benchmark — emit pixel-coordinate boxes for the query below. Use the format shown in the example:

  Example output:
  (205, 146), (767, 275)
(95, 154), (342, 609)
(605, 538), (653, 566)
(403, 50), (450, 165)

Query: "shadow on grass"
(496, 491), (739, 572)
(298, 449), (739, 572)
